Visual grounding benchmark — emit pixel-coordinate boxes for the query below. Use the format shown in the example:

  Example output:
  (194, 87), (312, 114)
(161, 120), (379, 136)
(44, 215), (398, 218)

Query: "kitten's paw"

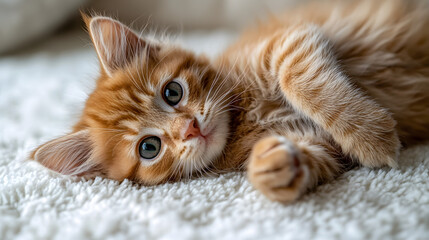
(347, 121), (400, 168)
(248, 136), (309, 203)
(354, 142), (399, 168)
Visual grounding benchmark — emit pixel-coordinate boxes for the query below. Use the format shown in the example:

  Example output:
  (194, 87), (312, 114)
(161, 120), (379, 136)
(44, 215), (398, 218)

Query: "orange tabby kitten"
(32, 0), (429, 203)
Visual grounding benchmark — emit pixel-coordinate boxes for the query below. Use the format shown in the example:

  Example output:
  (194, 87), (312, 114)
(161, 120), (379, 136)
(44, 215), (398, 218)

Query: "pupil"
(143, 143), (156, 151)
(167, 89), (178, 97)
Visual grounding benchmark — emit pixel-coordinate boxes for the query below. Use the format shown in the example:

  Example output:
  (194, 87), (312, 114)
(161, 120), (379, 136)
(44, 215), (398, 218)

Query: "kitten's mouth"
(200, 125), (216, 143)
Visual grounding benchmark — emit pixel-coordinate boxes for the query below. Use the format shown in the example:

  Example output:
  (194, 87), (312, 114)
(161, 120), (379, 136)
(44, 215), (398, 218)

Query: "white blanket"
(1, 30), (428, 240)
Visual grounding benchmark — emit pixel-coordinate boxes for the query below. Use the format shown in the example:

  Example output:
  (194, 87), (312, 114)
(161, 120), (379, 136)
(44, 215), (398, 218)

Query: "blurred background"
(0, 0), (308, 54)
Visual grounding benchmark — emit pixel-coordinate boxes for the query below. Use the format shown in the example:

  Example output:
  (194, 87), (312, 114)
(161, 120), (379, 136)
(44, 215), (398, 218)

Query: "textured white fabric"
(1, 31), (429, 240)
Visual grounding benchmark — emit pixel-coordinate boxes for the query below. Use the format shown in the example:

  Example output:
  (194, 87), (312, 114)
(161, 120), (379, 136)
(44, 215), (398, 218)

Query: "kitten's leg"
(248, 134), (342, 203)
(267, 25), (400, 167)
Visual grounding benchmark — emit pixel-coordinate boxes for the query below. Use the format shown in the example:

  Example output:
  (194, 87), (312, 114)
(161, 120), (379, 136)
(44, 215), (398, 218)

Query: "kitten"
(32, 0), (429, 203)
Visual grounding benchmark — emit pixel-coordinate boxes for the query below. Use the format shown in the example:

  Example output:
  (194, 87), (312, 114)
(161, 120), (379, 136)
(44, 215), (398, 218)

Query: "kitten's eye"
(139, 136), (161, 159)
(163, 81), (183, 106)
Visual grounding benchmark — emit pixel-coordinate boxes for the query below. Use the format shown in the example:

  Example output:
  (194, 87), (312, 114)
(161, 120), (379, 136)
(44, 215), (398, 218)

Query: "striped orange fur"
(32, 0), (429, 203)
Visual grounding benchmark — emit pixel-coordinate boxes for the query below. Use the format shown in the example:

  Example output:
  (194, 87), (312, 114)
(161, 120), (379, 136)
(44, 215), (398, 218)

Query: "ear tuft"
(31, 130), (103, 177)
(81, 11), (91, 28)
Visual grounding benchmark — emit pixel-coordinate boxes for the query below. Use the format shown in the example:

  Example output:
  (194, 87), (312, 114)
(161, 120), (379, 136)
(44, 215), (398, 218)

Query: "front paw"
(247, 136), (309, 203)
(343, 115), (400, 168)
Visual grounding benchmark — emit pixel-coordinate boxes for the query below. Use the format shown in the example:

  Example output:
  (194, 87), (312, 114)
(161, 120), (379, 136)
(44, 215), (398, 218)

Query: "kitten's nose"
(183, 119), (201, 140)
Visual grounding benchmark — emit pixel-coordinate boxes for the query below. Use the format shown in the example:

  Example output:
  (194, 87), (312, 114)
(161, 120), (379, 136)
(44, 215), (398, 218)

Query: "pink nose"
(183, 119), (201, 140)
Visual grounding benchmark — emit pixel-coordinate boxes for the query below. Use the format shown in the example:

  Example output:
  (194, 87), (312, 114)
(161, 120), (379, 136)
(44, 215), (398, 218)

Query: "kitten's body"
(33, 0), (429, 202)
(221, 0), (429, 149)
(214, 0), (429, 200)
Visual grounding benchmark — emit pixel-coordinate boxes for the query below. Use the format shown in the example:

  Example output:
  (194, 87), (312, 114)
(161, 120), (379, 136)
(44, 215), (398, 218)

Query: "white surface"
(1, 30), (429, 240)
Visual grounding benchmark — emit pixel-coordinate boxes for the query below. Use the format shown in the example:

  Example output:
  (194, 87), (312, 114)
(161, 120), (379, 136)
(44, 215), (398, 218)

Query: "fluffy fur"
(32, 0), (429, 203)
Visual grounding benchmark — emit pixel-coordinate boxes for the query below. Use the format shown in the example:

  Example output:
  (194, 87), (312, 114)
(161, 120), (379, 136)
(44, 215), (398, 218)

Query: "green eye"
(163, 81), (183, 106)
(139, 136), (161, 159)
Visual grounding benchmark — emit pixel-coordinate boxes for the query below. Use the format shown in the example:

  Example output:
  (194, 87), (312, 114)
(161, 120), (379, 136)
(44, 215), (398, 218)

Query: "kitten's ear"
(83, 14), (155, 76)
(31, 130), (103, 177)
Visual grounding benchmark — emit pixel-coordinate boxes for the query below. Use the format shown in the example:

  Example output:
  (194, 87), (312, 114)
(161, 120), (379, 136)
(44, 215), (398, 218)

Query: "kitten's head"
(31, 16), (233, 185)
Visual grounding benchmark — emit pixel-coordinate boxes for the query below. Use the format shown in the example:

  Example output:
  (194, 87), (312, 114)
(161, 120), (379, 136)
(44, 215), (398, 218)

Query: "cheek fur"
(134, 149), (177, 185)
